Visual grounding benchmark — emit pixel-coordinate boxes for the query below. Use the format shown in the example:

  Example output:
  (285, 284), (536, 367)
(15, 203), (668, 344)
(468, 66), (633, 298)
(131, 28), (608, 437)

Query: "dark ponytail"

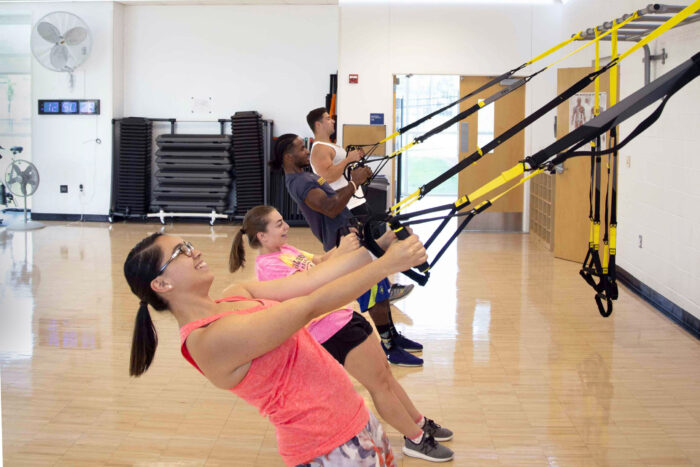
(229, 205), (276, 273)
(123, 232), (169, 376)
(130, 302), (158, 376)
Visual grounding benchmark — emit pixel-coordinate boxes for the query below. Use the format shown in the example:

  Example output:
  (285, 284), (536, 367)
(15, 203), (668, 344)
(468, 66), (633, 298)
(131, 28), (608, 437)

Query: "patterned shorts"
(356, 278), (391, 312)
(297, 412), (396, 467)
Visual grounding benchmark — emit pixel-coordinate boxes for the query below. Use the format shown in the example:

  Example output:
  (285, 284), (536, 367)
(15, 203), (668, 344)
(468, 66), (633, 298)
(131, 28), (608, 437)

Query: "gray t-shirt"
(285, 172), (351, 252)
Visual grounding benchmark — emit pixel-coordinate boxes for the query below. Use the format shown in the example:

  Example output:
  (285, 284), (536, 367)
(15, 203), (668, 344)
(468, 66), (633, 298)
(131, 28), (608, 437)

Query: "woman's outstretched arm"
(224, 230), (399, 301)
(188, 236), (427, 388)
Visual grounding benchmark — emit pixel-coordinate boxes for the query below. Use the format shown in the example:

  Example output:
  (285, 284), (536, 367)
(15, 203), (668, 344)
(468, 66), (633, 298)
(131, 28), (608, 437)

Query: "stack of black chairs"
(111, 117), (153, 218)
(152, 134), (233, 213)
(231, 111), (266, 216)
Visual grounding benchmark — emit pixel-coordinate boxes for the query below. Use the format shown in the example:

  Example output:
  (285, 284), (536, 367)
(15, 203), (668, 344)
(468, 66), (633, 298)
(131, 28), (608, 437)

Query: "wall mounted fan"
(30, 11), (92, 88)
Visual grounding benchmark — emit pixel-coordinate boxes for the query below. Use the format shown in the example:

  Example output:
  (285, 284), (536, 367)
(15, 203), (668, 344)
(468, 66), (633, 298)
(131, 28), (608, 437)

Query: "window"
(477, 99), (495, 153)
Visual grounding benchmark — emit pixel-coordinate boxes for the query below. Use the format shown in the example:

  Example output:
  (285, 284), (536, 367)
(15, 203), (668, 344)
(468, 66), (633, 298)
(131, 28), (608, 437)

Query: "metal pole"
(644, 44), (652, 85)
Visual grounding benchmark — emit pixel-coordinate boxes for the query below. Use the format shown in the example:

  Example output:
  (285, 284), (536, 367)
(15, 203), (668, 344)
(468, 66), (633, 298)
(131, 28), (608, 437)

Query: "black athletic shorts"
(321, 312), (373, 365)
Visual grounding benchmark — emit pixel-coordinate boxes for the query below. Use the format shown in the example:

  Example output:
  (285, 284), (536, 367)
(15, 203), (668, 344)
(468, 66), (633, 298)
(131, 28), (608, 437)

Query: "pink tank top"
(179, 296), (369, 466)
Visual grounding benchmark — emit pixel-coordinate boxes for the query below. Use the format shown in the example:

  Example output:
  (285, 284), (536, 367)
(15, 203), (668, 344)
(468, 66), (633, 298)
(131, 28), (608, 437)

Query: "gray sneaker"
(423, 417), (454, 441)
(403, 434), (454, 462)
(389, 283), (414, 302)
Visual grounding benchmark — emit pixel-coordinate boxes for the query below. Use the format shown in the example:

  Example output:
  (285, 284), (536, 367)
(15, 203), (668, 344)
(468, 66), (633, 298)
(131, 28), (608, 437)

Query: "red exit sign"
(349, 74), (359, 84)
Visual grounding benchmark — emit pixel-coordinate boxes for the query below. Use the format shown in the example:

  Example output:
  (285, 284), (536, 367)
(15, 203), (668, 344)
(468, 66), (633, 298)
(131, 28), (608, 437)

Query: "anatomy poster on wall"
(569, 92), (607, 147)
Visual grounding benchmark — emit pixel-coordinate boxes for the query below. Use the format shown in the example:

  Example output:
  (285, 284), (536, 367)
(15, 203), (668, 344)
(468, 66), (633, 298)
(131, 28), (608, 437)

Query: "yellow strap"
(489, 169), (545, 204)
(611, 23), (618, 107)
(388, 140), (417, 159)
(593, 222), (601, 249)
(544, 12), (639, 71)
(526, 31), (582, 66)
(466, 163), (525, 202)
(589, 219), (595, 246)
(389, 188), (420, 215)
(610, 225), (617, 253)
(454, 195), (469, 209)
(620, 0), (700, 62)
(379, 131), (400, 144)
(602, 248), (609, 273)
(594, 27), (600, 117)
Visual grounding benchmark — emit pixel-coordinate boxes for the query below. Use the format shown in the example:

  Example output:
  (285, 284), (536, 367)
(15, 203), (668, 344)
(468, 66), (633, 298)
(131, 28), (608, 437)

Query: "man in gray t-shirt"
(274, 134), (370, 251)
(285, 171), (351, 252)
(270, 133), (424, 367)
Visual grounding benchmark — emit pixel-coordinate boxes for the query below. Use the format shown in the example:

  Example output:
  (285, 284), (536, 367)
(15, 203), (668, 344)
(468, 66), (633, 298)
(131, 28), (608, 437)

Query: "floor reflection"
(0, 229), (37, 359)
(472, 299), (491, 364)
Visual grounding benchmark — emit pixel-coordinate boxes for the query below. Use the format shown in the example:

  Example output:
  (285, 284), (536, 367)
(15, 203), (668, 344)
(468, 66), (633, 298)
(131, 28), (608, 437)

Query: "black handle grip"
(389, 221), (430, 274)
(595, 293), (613, 318)
(362, 220), (429, 286)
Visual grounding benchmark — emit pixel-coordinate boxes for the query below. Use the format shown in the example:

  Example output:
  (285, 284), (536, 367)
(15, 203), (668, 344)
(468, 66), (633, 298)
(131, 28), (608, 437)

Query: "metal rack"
(573, 4), (700, 84)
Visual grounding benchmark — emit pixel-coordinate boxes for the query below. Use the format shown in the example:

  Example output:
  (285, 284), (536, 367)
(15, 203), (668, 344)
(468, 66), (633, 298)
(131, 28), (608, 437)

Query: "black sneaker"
(403, 434), (454, 462)
(381, 342), (423, 367)
(389, 283), (414, 302)
(422, 417), (453, 442)
(391, 329), (423, 353)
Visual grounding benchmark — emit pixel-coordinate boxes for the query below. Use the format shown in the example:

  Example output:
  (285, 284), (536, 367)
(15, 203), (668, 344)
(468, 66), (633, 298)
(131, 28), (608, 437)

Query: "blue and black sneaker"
(381, 342), (423, 367)
(391, 329), (423, 354)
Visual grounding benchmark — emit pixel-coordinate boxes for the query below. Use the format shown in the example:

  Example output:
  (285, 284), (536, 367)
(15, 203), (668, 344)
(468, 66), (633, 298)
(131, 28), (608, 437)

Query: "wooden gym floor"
(1, 220), (700, 466)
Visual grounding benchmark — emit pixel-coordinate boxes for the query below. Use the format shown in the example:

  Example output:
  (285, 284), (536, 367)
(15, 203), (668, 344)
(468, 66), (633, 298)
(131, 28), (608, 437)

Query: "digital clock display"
(42, 101), (60, 113)
(39, 99), (100, 115)
(79, 101), (96, 114)
(61, 101), (78, 114)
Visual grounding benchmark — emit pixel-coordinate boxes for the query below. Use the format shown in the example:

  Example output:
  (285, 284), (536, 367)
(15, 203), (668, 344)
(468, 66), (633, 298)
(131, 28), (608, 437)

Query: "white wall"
(336, 2), (564, 221)
(1, 2), (117, 217)
(560, 0), (700, 319)
(122, 5), (338, 136)
(1, 2), (337, 216)
(34, 2), (116, 218)
(113, 2), (124, 120)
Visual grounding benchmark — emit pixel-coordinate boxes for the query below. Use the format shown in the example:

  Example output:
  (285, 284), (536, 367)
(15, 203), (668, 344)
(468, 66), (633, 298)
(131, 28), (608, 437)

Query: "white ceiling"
(115, 0), (337, 4)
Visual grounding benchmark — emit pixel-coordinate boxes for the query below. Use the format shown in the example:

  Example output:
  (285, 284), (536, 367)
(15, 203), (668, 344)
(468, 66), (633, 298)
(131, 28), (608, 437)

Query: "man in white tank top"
(308, 113), (366, 211)
(306, 108), (422, 366)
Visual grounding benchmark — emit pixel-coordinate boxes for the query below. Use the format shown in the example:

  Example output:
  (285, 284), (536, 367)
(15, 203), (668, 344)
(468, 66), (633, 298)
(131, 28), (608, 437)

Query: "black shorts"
(321, 312), (373, 365)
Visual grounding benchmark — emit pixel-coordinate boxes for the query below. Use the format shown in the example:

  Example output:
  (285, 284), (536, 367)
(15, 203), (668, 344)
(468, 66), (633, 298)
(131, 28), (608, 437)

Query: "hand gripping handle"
(360, 219), (430, 286)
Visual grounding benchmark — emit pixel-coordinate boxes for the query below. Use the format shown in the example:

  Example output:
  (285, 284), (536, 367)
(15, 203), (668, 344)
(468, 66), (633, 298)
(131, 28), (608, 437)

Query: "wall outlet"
(625, 156), (631, 168)
(638, 234), (643, 248)
(60, 185), (68, 193)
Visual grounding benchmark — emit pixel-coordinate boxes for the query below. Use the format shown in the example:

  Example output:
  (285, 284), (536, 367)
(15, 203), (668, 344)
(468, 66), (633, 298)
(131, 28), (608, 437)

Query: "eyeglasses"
(156, 241), (194, 277)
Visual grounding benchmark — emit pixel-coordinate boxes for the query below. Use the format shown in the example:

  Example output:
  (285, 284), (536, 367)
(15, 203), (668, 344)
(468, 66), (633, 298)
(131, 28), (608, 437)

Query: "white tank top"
(310, 141), (365, 211)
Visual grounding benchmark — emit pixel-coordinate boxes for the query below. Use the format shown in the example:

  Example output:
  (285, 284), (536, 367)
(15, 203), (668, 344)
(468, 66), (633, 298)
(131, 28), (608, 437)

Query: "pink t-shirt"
(180, 297), (368, 466)
(255, 244), (353, 344)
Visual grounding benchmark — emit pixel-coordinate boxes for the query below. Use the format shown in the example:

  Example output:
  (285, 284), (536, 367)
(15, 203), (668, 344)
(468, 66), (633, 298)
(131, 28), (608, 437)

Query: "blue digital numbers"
(79, 101), (95, 114)
(42, 101), (60, 113)
(61, 101), (78, 114)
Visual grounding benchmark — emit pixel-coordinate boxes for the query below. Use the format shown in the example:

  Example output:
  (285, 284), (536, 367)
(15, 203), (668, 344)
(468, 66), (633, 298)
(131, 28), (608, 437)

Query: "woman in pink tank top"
(124, 232), (427, 465)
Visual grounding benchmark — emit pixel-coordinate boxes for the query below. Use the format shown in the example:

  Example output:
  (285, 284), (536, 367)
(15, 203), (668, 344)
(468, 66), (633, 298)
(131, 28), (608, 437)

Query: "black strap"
(360, 218), (430, 286)
(421, 64), (613, 196)
(416, 74), (536, 144)
(527, 52), (700, 170)
(399, 65), (525, 135)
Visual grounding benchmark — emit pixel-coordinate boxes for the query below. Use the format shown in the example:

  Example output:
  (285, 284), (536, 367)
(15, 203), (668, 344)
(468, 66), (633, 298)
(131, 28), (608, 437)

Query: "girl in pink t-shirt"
(229, 206), (455, 463)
